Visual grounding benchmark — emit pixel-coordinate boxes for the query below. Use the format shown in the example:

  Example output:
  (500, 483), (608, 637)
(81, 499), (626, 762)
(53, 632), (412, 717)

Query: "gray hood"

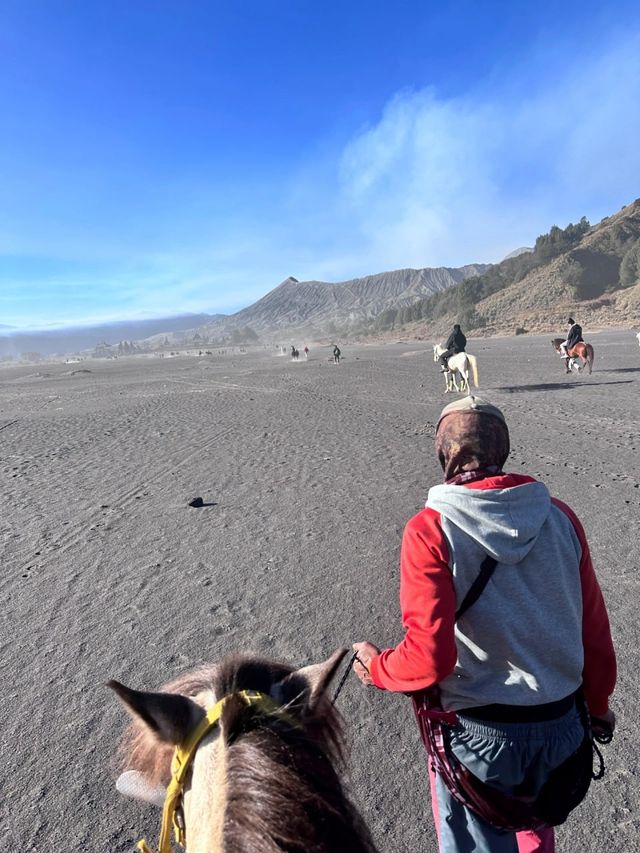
(426, 481), (552, 564)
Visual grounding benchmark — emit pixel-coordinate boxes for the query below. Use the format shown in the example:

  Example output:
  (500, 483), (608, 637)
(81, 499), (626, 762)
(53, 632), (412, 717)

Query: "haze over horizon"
(1, 0), (639, 331)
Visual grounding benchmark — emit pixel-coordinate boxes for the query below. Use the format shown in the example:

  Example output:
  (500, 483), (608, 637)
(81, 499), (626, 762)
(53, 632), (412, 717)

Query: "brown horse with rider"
(552, 319), (594, 374)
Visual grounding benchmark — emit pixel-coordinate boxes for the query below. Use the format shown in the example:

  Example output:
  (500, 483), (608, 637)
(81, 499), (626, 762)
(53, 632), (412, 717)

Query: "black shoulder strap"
(455, 555), (498, 621)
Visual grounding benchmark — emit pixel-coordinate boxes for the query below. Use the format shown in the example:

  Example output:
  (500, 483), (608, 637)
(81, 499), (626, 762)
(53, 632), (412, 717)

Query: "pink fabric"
(430, 758), (556, 853)
(428, 762), (443, 848)
(516, 827), (555, 853)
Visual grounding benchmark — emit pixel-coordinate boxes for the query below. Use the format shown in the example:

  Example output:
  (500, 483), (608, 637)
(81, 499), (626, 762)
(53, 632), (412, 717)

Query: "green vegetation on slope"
(620, 238), (640, 288)
(369, 217), (591, 332)
(365, 199), (640, 334)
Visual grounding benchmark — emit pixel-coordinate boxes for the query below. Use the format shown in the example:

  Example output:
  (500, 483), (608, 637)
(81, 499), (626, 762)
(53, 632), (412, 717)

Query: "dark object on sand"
(188, 497), (204, 508)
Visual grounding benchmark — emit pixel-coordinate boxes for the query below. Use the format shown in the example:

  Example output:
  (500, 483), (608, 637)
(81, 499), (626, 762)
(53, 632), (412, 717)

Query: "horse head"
(109, 650), (375, 852)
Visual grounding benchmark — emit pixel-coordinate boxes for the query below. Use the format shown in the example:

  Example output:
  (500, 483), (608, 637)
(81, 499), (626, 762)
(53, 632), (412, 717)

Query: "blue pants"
(431, 707), (584, 852)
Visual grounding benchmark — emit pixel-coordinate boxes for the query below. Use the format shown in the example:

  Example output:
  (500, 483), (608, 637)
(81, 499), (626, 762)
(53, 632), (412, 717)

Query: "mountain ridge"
(199, 263), (491, 339)
(0, 313), (221, 357)
(401, 199), (640, 340)
(4, 198), (639, 360)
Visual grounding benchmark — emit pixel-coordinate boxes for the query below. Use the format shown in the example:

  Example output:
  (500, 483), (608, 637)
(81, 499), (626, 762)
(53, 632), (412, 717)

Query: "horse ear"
(108, 680), (204, 744)
(273, 648), (348, 712)
(116, 770), (166, 808)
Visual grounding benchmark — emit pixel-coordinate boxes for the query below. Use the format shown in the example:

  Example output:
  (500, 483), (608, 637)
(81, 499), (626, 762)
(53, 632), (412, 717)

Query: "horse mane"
(119, 654), (377, 852)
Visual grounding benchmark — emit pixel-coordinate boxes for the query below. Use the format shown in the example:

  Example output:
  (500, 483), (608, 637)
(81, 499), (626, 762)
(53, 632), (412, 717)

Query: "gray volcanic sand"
(1, 330), (638, 851)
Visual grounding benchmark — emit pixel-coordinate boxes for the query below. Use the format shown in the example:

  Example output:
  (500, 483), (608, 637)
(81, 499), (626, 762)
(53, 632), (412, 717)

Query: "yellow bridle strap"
(137, 690), (296, 853)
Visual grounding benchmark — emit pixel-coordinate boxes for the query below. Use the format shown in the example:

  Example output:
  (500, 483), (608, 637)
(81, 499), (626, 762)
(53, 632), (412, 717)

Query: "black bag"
(533, 693), (594, 825)
(415, 686), (599, 831)
(414, 554), (604, 830)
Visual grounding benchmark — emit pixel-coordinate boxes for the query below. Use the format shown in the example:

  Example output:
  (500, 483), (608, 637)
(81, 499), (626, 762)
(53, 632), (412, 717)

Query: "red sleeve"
(370, 508), (457, 692)
(552, 499), (617, 716)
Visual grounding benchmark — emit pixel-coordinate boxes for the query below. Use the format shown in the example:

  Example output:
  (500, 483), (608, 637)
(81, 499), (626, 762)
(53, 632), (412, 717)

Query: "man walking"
(353, 396), (616, 852)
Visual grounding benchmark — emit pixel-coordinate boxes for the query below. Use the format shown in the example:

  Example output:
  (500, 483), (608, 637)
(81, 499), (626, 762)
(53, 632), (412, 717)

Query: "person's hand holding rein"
(352, 641), (380, 686)
(591, 708), (615, 742)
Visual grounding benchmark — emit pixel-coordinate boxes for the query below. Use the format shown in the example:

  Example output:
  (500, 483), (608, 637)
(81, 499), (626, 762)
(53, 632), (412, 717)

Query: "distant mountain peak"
(502, 247), (534, 261)
(209, 263), (490, 337)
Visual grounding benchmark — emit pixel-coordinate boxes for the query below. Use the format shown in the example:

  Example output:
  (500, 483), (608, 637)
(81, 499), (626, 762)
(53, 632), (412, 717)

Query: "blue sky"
(1, 0), (640, 330)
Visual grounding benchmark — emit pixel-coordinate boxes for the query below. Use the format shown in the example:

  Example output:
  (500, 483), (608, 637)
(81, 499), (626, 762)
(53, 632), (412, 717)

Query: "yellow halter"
(136, 689), (294, 853)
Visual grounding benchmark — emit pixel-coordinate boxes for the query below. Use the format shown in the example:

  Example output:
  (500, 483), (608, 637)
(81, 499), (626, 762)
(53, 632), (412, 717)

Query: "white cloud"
(331, 31), (640, 270)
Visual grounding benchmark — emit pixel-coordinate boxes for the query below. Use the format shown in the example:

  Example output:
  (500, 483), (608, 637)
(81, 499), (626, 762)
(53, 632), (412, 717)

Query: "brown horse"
(109, 649), (377, 853)
(551, 338), (594, 374)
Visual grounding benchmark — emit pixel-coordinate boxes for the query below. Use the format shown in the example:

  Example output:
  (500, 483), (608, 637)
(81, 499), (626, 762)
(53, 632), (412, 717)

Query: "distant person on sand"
(438, 323), (466, 372)
(333, 345), (341, 364)
(353, 396), (616, 853)
(304, 345), (310, 358)
(558, 318), (584, 372)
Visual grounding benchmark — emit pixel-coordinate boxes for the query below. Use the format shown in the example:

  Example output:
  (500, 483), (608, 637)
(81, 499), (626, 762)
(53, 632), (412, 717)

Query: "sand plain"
(1, 329), (638, 852)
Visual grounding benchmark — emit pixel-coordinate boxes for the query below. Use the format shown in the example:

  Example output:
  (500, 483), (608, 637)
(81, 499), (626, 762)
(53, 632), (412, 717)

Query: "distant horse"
(109, 650), (377, 853)
(291, 346), (299, 360)
(433, 344), (479, 394)
(551, 338), (594, 374)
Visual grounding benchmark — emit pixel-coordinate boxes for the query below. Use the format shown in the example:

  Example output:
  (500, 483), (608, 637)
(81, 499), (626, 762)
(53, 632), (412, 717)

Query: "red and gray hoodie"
(370, 474), (616, 717)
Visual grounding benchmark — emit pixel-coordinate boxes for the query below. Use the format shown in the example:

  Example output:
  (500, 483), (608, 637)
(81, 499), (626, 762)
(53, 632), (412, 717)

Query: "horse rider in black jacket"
(559, 318), (583, 372)
(439, 324), (467, 371)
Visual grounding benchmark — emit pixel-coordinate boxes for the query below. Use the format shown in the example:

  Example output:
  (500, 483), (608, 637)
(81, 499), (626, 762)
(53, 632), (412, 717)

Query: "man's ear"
(108, 680), (204, 744)
(272, 648), (348, 713)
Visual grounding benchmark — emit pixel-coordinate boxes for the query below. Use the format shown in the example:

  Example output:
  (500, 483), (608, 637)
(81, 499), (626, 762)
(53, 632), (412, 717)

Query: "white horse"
(433, 344), (479, 394)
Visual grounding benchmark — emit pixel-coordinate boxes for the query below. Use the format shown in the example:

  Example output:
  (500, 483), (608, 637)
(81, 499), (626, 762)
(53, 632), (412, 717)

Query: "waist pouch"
(413, 688), (597, 832)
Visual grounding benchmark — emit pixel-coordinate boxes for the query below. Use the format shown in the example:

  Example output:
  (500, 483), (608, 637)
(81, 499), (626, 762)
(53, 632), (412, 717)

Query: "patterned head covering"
(435, 396), (510, 482)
